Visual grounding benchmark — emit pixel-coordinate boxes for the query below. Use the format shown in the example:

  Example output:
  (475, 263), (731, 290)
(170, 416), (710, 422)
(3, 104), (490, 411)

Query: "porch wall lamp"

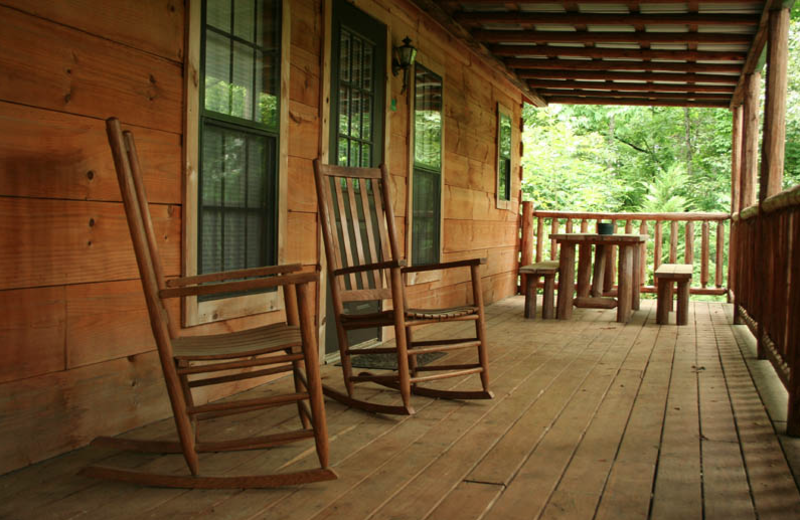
(392, 36), (417, 94)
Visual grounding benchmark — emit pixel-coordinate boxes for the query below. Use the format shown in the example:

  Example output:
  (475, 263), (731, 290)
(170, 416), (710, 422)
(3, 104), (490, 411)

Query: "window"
(411, 64), (443, 266)
(184, 0), (288, 324)
(497, 103), (512, 209)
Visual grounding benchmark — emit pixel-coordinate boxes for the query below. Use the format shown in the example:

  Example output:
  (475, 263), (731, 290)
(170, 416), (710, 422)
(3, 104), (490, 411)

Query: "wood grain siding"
(0, 103), (181, 203)
(0, 7), (183, 133)
(0, 0), (525, 474)
(0, 198), (181, 290)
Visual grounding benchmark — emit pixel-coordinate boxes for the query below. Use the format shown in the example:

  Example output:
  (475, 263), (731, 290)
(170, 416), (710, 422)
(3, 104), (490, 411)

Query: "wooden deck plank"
(650, 304), (703, 520)
(304, 312), (611, 520)
(261, 309), (605, 520)
(708, 303), (800, 520)
(594, 304), (678, 520)
(2, 297), (799, 520)
(481, 310), (651, 520)
(695, 303), (756, 520)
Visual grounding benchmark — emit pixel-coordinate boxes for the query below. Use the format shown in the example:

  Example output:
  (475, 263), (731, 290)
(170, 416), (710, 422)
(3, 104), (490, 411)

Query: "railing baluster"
(604, 219), (617, 293)
(550, 218), (558, 260)
(654, 220), (663, 272)
(536, 216), (544, 263)
(639, 220), (648, 286)
(669, 221), (678, 263)
(625, 220), (633, 234)
(701, 221), (710, 288)
(566, 218), (574, 234)
(580, 219), (588, 233)
(716, 221), (725, 288)
(685, 221), (695, 265)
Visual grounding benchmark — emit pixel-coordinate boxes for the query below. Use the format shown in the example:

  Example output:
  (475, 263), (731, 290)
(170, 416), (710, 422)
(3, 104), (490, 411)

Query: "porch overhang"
(411, 0), (795, 108)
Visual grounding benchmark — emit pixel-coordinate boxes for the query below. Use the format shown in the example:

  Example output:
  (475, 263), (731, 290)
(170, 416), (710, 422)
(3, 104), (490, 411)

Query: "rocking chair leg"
(390, 268), (413, 413)
(296, 282), (330, 468)
(291, 357), (312, 430)
(284, 284), (312, 430)
(406, 326), (418, 382)
(335, 321), (356, 397)
(177, 361), (199, 443)
(470, 264), (491, 393)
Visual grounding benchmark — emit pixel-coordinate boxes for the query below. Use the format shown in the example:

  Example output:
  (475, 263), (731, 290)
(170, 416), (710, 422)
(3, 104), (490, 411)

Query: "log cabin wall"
(0, 0), (523, 475)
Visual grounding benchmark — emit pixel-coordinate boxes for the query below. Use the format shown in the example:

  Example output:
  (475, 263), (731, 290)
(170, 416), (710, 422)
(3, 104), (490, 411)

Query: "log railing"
(518, 205), (731, 296)
(731, 185), (800, 435)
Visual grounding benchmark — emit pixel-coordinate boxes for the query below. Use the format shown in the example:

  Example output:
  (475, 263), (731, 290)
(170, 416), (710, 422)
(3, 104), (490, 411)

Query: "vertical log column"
(520, 202), (535, 294)
(758, 8), (790, 362)
(730, 106), (743, 309)
(761, 8), (789, 200)
(740, 73), (761, 212)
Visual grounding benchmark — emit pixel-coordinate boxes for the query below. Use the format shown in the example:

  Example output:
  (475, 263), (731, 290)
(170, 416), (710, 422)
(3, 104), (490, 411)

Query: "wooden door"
(325, 0), (387, 355)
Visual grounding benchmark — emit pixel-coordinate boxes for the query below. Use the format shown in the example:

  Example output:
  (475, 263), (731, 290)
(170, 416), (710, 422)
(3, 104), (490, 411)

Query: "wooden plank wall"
(0, 0), (523, 475)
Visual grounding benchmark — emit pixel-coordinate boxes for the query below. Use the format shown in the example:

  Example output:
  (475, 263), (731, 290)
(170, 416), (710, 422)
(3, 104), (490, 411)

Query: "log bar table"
(552, 233), (648, 323)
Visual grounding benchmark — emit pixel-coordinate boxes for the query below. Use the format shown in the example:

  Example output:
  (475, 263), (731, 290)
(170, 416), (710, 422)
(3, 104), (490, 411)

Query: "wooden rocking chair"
(313, 160), (493, 415)
(79, 118), (336, 488)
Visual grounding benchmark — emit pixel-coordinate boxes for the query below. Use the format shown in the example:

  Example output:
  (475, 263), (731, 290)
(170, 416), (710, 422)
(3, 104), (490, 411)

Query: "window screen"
(199, 0), (281, 289)
(411, 64), (443, 266)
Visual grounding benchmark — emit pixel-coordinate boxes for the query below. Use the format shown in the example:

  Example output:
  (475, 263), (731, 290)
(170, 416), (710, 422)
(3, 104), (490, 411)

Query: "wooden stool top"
(655, 263), (693, 280)
(520, 261), (559, 275)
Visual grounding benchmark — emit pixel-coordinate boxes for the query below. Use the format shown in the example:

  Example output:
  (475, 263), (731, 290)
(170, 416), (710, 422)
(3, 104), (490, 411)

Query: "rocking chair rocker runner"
(313, 160), (494, 416)
(79, 118), (336, 489)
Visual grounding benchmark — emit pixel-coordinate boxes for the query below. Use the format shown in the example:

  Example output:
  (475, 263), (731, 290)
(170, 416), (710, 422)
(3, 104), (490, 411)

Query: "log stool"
(520, 261), (559, 319)
(654, 264), (693, 325)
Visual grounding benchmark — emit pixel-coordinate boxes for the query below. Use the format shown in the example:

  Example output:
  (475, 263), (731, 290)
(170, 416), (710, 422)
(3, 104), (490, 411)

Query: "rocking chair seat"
(340, 306), (479, 328)
(173, 323), (302, 361)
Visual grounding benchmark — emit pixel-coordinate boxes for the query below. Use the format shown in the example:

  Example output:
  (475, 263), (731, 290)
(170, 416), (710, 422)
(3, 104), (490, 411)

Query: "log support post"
(520, 202), (535, 294)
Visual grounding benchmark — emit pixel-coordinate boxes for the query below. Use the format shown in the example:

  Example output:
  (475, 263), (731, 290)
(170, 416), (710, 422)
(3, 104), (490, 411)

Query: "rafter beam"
(490, 45), (747, 62)
(518, 69), (739, 84)
(506, 58), (742, 74)
(544, 96), (729, 108)
(730, 0), (793, 107)
(473, 29), (753, 45)
(538, 90), (731, 101)
(456, 12), (759, 27)
(527, 79), (735, 93)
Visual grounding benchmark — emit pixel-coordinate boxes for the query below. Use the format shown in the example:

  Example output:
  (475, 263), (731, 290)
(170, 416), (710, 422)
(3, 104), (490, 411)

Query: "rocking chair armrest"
(166, 264), (303, 288)
(160, 271), (318, 299)
(333, 260), (406, 277)
(402, 258), (486, 274)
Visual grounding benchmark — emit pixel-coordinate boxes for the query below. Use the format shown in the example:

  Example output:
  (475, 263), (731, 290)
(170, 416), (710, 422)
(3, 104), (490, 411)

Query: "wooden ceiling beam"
(518, 69), (740, 84)
(544, 95), (730, 108)
(730, 0), (790, 107)
(473, 29), (753, 45)
(538, 90), (731, 101)
(506, 58), (742, 73)
(527, 79), (736, 93)
(490, 45), (747, 61)
(455, 12), (760, 27)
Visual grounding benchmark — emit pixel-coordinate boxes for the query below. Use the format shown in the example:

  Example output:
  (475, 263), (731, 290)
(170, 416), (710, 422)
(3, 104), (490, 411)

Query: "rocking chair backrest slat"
(313, 160), (393, 302)
(106, 118), (175, 351)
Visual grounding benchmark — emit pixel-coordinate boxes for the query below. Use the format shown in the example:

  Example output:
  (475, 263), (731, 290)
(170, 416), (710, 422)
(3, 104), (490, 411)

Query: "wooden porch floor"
(3, 298), (800, 520)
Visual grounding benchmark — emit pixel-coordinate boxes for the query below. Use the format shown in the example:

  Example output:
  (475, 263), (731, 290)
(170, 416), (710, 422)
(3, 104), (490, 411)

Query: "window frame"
(496, 102), (513, 211)
(183, 0), (291, 326)
(406, 54), (445, 285)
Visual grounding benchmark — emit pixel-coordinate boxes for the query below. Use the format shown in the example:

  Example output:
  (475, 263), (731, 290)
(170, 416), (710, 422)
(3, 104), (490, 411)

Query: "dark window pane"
(204, 30), (232, 114)
(200, 122), (275, 276)
(414, 65), (442, 171)
(412, 168), (441, 265)
(256, 0), (280, 48)
(232, 42), (255, 119)
(255, 50), (279, 128)
(207, 0), (232, 32)
(498, 111), (512, 201)
(233, 0), (255, 41)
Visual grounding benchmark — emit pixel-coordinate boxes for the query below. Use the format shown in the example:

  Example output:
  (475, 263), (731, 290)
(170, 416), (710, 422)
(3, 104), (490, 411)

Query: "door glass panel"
(335, 28), (377, 168)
